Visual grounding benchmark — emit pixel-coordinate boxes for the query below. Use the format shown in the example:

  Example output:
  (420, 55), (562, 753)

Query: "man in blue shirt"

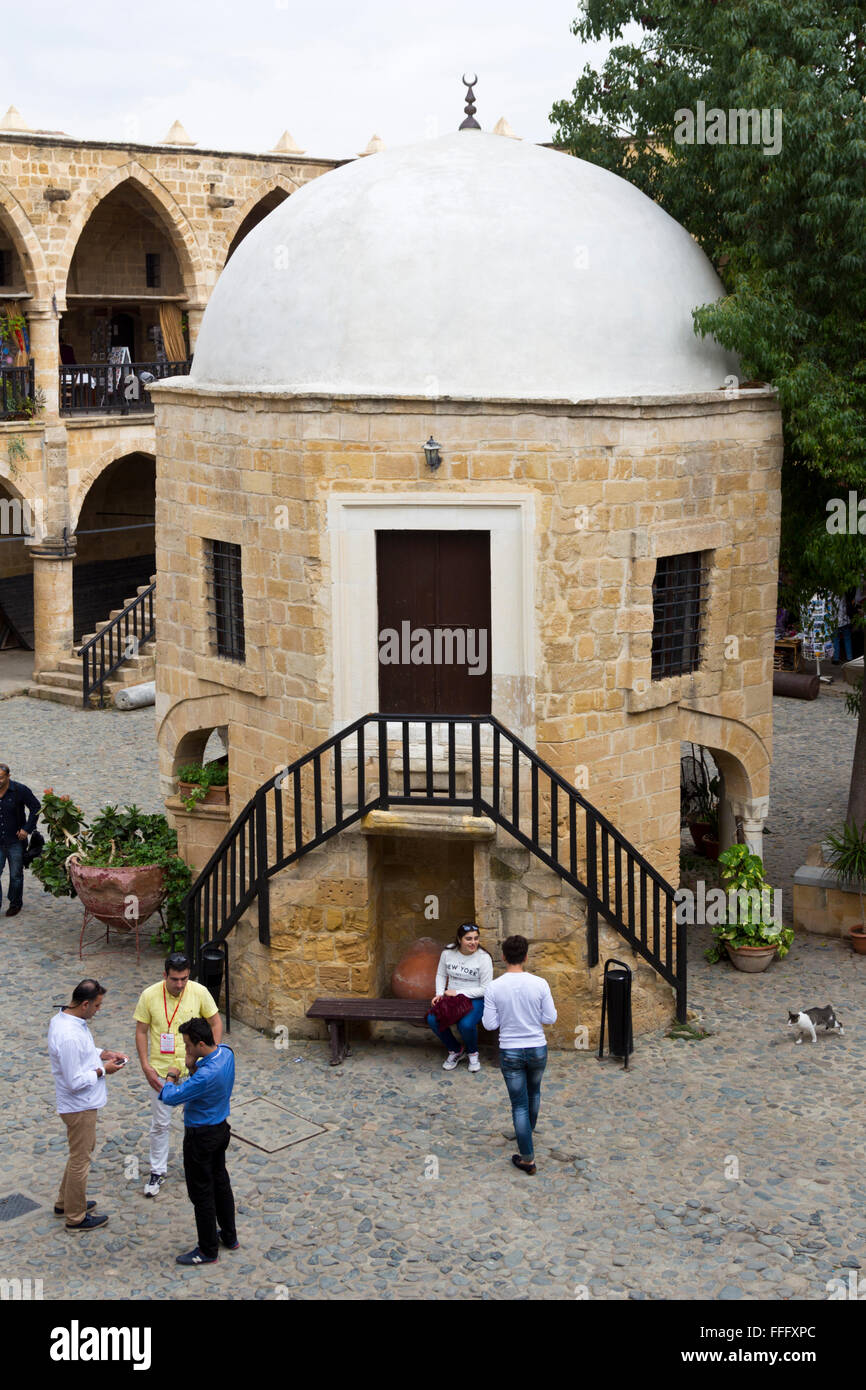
(0, 762), (40, 917)
(152, 1016), (238, 1265)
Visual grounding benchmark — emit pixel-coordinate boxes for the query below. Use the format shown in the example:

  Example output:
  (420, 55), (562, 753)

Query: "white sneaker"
(442, 1049), (466, 1071)
(468, 1053), (481, 1072)
(143, 1172), (165, 1198)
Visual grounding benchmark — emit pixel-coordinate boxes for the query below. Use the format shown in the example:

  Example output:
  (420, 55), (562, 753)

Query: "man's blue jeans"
(499, 1046), (548, 1160)
(833, 625), (853, 663)
(426, 996), (485, 1054)
(0, 840), (24, 910)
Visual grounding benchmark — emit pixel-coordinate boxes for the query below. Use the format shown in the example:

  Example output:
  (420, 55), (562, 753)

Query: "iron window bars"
(207, 539), (245, 662)
(651, 551), (709, 680)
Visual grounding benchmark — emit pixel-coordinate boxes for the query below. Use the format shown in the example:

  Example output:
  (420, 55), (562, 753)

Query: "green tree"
(551, 1), (866, 825)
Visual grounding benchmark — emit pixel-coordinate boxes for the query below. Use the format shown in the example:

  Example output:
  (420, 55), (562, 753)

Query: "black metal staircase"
(184, 714), (686, 1021)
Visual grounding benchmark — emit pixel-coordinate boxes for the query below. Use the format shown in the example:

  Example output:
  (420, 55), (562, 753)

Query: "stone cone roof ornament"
(162, 119), (196, 146)
(493, 116), (519, 139)
(459, 74), (481, 130)
(0, 105), (30, 132)
(272, 130), (305, 154)
(357, 133), (385, 157)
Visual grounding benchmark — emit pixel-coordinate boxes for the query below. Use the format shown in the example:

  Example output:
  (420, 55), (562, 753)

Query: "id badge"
(159, 1032), (176, 1055)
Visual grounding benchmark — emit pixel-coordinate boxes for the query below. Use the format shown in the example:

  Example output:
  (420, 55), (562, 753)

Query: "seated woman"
(427, 923), (493, 1073)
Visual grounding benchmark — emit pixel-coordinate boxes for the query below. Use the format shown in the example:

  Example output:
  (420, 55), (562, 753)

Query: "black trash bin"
(598, 958), (633, 1069)
(199, 944), (225, 1006)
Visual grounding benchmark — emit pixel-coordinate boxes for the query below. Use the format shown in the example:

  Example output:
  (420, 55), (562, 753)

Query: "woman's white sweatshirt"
(435, 947), (494, 999)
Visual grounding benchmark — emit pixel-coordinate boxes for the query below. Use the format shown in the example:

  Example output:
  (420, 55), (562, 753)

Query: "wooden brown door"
(376, 530), (491, 715)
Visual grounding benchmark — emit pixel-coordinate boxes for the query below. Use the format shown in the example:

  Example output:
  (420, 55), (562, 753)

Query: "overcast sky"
(3, 0), (608, 160)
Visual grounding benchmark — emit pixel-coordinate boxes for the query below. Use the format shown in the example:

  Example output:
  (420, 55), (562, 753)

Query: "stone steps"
(28, 576), (156, 706)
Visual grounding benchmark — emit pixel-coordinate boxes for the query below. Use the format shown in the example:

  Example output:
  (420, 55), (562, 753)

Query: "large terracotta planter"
(68, 860), (166, 930)
(725, 942), (776, 973)
(391, 937), (443, 1000)
(850, 928), (866, 955)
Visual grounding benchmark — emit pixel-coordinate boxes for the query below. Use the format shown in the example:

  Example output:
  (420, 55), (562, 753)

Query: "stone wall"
(152, 384), (781, 1043)
(0, 132), (340, 665)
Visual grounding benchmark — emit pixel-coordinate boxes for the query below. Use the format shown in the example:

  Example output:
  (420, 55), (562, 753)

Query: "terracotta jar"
(391, 937), (443, 1000)
(68, 860), (166, 930)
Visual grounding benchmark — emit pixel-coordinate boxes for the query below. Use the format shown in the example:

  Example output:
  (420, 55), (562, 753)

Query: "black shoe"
(5, 905), (21, 917)
(511, 1154), (537, 1175)
(219, 1230), (239, 1251)
(55, 1200), (96, 1216)
(66, 1212), (109, 1231)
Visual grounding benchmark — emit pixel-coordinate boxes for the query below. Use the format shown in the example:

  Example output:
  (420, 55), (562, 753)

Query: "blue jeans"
(0, 840), (24, 910)
(500, 1046), (548, 1160)
(426, 996), (485, 1054)
(833, 625), (853, 663)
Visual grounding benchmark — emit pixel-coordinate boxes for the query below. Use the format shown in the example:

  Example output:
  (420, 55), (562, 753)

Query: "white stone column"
(727, 796), (770, 859)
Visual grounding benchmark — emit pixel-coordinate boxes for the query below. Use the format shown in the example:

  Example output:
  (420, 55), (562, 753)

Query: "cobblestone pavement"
(0, 694), (863, 1301)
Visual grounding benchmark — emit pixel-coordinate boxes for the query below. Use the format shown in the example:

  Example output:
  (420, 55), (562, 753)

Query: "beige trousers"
(57, 1109), (98, 1224)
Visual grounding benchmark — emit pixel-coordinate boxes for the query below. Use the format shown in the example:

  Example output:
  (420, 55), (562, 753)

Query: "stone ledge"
(164, 795), (231, 821)
(793, 864), (866, 895)
(360, 807), (496, 840)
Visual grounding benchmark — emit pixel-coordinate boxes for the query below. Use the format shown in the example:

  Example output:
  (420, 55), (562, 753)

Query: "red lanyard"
(163, 985), (185, 1028)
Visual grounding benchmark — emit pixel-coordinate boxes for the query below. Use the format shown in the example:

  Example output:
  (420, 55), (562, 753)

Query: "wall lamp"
(423, 436), (442, 471)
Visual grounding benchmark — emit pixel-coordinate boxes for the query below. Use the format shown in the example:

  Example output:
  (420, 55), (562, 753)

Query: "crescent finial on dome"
(459, 74), (481, 130)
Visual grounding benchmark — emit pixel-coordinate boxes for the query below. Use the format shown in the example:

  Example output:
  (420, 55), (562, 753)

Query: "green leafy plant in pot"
(176, 761), (229, 812)
(823, 819), (866, 954)
(705, 844), (792, 971)
(31, 794), (191, 949)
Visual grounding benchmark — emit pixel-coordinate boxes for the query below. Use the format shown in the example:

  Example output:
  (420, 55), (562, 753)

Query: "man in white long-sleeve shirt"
(482, 935), (557, 1175)
(47, 979), (127, 1230)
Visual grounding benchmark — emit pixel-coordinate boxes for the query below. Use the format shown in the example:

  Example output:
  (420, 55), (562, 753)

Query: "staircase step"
(34, 670), (80, 691)
(27, 683), (82, 707)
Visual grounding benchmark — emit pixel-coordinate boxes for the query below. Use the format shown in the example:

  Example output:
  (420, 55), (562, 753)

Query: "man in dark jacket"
(0, 763), (40, 916)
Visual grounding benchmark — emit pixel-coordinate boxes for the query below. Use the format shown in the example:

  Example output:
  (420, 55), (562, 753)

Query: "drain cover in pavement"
(231, 1099), (326, 1153)
(0, 1193), (41, 1222)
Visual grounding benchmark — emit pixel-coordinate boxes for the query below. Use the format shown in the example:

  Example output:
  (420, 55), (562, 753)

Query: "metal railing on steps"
(184, 714), (686, 1022)
(78, 580), (155, 707)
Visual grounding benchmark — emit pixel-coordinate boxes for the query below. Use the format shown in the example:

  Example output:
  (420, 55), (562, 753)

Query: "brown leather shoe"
(5, 905), (21, 917)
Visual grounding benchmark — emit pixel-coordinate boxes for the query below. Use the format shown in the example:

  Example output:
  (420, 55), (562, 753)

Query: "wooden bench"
(306, 997), (431, 1066)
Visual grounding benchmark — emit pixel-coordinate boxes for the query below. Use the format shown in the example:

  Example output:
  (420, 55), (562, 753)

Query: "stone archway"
(57, 163), (208, 307)
(221, 178), (298, 266)
(69, 434), (155, 529)
(678, 704), (772, 855)
(0, 185), (50, 304)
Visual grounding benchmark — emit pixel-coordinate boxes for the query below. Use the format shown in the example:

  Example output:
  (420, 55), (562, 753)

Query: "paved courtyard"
(0, 689), (862, 1301)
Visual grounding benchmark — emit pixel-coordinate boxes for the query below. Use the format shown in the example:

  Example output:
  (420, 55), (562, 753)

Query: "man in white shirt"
(482, 935), (557, 1175)
(47, 979), (127, 1230)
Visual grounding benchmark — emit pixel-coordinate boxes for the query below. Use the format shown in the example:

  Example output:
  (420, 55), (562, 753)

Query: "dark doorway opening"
(376, 530), (492, 715)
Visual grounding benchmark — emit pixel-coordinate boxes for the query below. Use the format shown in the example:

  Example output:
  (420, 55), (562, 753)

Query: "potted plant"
(686, 774), (721, 857)
(823, 819), (866, 954)
(31, 792), (191, 948)
(705, 844), (793, 971)
(176, 761), (229, 812)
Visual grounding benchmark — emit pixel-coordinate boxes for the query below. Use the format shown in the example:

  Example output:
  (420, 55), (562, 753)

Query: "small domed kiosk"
(152, 113), (781, 1046)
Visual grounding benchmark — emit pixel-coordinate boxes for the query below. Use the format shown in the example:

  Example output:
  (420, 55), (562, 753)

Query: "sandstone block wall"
(153, 385), (781, 1044)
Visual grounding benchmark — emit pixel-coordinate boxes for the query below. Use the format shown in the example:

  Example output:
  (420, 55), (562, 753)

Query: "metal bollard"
(598, 958), (634, 1070)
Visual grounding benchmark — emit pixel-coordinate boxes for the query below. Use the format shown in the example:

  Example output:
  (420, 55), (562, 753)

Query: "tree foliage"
(551, 1), (866, 822)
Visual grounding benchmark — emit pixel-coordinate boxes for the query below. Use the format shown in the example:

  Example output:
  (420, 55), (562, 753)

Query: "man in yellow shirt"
(134, 951), (221, 1198)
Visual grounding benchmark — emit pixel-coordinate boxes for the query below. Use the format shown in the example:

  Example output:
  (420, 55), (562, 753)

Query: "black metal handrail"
(78, 580), (155, 707)
(0, 359), (35, 420)
(184, 714), (686, 1021)
(59, 359), (190, 416)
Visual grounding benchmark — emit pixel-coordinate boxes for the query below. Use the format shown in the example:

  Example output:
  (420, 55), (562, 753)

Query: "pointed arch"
(220, 175), (299, 265)
(57, 163), (208, 304)
(0, 182), (50, 303)
(69, 436), (156, 529)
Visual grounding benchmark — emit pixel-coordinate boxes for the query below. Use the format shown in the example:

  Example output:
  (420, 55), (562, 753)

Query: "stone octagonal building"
(152, 129), (782, 1048)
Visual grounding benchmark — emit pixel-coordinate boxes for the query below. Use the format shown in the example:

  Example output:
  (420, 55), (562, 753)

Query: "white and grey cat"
(787, 1006), (844, 1043)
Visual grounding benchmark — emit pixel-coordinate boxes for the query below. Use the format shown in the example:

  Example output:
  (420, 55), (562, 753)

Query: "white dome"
(191, 132), (737, 401)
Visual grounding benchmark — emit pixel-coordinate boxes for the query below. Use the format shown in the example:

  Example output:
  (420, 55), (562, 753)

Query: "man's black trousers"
(182, 1121), (237, 1259)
